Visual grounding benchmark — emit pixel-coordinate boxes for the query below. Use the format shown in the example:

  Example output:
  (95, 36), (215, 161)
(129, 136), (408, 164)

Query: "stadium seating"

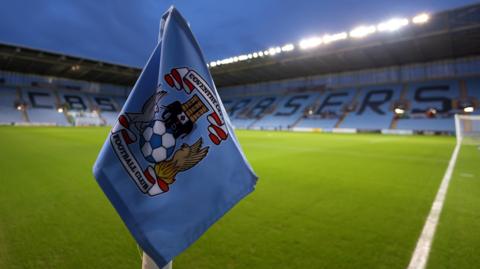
(225, 97), (256, 118)
(466, 78), (480, 115)
(220, 78), (476, 133)
(101, 111), (119, 126)
(340, 85), (401, 130)
(0, 62), (478, 133)
(23, 88), (69, 125)
(57, 90), (92, 111)
(396, 118), (455, 132)
(251, 93), (320, 129)
(0, 88), (24, 124)
(88, 94), (122, 125)
(396, 81), (460, 132)
(296, 88), (356, 130)
(226, 96), (279, 129)
(27, 108), (69, 125)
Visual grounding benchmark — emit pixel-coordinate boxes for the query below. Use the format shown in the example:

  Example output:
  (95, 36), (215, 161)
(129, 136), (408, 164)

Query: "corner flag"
(93, 7), (257, 267)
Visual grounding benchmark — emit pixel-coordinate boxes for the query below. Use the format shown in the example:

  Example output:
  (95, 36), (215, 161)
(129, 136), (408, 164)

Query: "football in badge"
(139, 120), (176, 163)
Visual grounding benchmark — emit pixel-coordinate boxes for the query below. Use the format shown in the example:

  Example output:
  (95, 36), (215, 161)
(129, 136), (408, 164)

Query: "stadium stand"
(341, 85), (401, 130)
(0, 3), (479, 133)
(466, 78), (480, 115)
(0, 56), (478, 133)
(396, 81), (460, 132)
(0, 71), (128, 126)
(23, 88), (69, 125)
(252, 92), (320, 130)
(220, 56), (480, 134)
(87, 94), (120, 125)
(0, 87), (24, 124)
(298, 89), (357, 130)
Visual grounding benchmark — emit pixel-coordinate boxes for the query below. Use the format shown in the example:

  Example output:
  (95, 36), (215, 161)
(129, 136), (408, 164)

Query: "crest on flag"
(110, 67), (228, 196)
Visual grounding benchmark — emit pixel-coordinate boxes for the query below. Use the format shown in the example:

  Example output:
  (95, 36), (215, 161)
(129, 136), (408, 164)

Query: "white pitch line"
(407, 143), (461, 269)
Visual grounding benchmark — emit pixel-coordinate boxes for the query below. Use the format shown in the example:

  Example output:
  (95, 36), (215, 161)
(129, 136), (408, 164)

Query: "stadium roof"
(1, 3), (480, 88)
(0, 42), (139, 85)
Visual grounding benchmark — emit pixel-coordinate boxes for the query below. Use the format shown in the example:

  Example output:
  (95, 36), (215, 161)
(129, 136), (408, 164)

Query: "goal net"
(455, 114), (480, 145)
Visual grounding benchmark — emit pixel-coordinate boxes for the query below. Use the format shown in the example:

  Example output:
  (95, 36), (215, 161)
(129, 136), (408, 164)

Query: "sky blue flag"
(93, 7), (257, 267)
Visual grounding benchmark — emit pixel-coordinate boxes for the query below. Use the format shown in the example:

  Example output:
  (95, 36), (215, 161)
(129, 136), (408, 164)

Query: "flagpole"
(142, 252), (172, 269)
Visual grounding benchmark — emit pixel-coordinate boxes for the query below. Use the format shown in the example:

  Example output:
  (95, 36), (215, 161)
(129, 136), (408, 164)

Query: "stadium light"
(377, 18), (409, 32)
(464, 106), (474, 113)
(267, 47), (278, 55)
(207, 9), (432, 67)
(349, 25), (376, 38)
(412, 13), (430, 24)
(281, 44), (295, 52)
(394, 108), (405, 115)
(299, 37), (322, 49)
(322, 32), (348, 44)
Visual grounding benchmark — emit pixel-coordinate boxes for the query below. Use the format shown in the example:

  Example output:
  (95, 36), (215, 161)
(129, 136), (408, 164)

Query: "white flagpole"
(142, 252), (172, 269)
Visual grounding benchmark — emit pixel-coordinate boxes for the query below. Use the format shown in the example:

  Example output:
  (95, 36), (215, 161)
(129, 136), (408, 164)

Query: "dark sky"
(0, 0), (477, 67)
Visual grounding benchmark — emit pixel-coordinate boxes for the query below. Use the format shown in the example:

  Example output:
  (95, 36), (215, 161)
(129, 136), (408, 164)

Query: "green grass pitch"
(0, 127), (478, 268)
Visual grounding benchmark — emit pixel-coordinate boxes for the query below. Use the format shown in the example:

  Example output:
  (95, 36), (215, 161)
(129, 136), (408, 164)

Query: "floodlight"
(57, 107), (64, 113)
(350, 25), (376, 38)
(322, 32), (347, 44)
(299, 37), (322, 49)
(221, 58), (233, 65)
(281, 44), (294, 51)
(377, 18), (409, 32)
(464, 106), (474, 113)
(207, 10), (432, 65)
(16, 105), (22, 111)
(412, 13), (430, 24)
(394, 108), (405, 115)
(267, 47), (277, 55)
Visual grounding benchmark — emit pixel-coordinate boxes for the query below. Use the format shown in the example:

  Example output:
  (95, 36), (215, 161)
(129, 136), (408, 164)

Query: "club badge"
(110, 68), (228, 196)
